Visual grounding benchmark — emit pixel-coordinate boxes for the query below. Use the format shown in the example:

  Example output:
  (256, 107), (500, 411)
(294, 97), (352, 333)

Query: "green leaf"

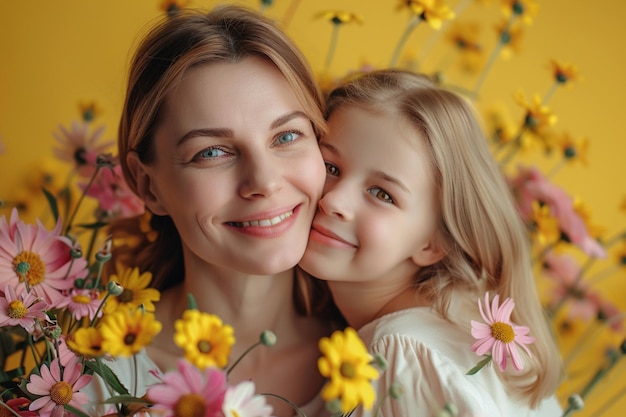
(466, 355), (492, 375)
(65, 404), (91, 417)
(85, 359), (131, 396)
(101, 394), (151, 405)
(75, 221), (109, 230)
(41, 187), (60, 222)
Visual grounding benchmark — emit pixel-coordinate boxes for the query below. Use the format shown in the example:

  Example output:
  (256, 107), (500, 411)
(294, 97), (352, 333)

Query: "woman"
(89, 6), (342, 416)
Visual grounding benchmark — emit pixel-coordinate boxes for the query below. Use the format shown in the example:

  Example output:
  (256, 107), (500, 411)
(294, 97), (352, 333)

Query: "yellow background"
(1, 0), (625, 415)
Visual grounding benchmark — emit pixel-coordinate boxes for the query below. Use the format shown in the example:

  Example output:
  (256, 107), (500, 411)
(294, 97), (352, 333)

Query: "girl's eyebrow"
(177, 110), (309, 146)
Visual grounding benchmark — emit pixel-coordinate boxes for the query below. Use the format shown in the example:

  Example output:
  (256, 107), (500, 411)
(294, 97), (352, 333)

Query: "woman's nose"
(238, 154), (283, 198)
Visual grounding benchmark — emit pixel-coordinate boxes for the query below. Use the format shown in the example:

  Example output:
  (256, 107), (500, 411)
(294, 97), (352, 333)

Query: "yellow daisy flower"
(67, 327), (104, 357)
(104, 264), (160, 314)
(549, 60), (581, 86)
(529, 201), (560, 247)
(100, 309), (162, 357)
(494, 20), (525, 59)
(501, 0), (539, 25)
(78, 100), (103, 122)
(573, 198), (605, 240)
(514, 91), (557, 133)
(556, 132), (589, 166)
(318, 327), (379, 413)
(174, 310), (235, 369)
(315, 10), (364, 25)
(397, 0), (455, 30)
(616, 243), (626, 269)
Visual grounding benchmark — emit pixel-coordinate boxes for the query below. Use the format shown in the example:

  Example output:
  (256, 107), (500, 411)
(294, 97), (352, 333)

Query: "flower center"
(173, 393), (207, 417)
(340, 362), (356, 379)
(124, 332), (137, 346)
(8, 300), (28, 318)
(72, 294), (92, 304)
(197, 340), (212, 354)
(491, 322), (515, 343)
(117, 288), (134, 303)
(225, 409), (241, 417)
(50, 381), (73, 405)
(13, 250), (46, 286)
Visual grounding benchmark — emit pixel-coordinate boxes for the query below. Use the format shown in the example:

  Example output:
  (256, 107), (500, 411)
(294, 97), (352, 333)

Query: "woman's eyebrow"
(270, 110), (308, 129)
(177, 128), (232, 146)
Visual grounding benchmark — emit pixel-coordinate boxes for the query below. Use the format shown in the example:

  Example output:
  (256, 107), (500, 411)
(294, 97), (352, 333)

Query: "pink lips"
(309, 224), (356, 248)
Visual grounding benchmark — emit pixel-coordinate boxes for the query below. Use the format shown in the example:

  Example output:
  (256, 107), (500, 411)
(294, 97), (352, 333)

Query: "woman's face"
(140, 56), (325, 275)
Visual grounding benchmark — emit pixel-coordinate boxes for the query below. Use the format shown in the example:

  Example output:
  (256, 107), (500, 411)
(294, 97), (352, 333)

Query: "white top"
(351, 307), (563, 417)
(82, 350), (330, 417)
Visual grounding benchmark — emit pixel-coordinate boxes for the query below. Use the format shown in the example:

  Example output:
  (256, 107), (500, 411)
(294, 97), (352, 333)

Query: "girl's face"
(137, 56), (325, 275)
(300, 105), (442, 287)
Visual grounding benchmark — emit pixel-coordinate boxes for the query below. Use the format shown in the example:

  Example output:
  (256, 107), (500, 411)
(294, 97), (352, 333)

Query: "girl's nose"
(317, 185), (354, 221)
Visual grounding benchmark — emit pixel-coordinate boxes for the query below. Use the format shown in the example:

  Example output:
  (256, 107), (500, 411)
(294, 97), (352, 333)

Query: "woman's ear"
(411, 239), (445, 267)
(126, 152), (168, 216)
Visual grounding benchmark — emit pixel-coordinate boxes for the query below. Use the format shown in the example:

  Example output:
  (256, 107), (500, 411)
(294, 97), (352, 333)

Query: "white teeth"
(235, 210), (293, 227)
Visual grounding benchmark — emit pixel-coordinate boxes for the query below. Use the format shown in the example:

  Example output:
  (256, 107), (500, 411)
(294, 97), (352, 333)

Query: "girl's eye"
(275, 131), (301, 144)
(196, 147), (227, 159)
(368, 187), (394, 204)
(325, 162), (339, 176)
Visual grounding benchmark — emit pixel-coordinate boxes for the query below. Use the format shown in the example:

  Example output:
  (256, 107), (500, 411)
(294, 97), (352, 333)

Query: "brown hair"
(109, 6), (332, 317)
(325, 69), (562, 406)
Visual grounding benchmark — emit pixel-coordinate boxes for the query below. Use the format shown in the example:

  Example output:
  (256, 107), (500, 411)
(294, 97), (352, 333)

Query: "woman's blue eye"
(198, 148), (226, 159)
(325, 162), (339, 176)
(276, 131), (299, 144)
(368, 187), (394, 203)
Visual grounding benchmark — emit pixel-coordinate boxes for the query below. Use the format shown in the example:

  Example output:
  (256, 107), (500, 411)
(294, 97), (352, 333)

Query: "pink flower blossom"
(222, 381), (275, 417)
(0, 285), (49, 332)
(0, 209), (88, 306)
(52, 121), (113, 178)
(543, 252), (599, 320)
(79, 160), (144, 220)
(25, 356), (92, 417)
(56, 288), (103, 321)
(471, 292), (536, 372)
(147, 359), (227, 417)
(508, 165), (606, 258)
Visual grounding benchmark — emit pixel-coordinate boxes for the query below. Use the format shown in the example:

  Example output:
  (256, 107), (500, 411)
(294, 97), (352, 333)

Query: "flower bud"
(372, 353), (388, 371)
(74, 278), (85, 289)
(107, 280), (124, 296)
(568, 394), (584, 411)
(260, 330), (277, 347)
(325, 399), (342, 415)
(95, 238), (112, 262)
(44, 323), (62, 340)
(389, 381), (404, 399)
(70, 247), (83, 259)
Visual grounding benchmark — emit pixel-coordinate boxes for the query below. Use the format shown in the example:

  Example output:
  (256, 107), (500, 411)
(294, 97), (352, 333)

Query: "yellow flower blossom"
(104, 264), (160, 314)
(174, 310), (235, 369)
(573, 198), (605, 240)
(160, 0), (188, 16)
(318, 327), (379, 413)
(483, 106), (516, 146)
(494, 20), (525, 59)
(67, 327), (104, 357)
(529, 201), (560, 246)
(315, 10), (363, 25)
(501, 0), (539, 25)
(556, 132), (589, 166)
(549, 60), (581, 86)
(514, 91), (557, 133)
(78, 100), (103, 122)
(100, 309), (162, 357)
(616, 243), (626, 269)
(396, 0), (455, 30)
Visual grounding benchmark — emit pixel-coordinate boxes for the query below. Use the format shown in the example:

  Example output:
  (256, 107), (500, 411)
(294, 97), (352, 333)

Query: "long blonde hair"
(326, 69), (562, 406)
(109, 6), (333, 318)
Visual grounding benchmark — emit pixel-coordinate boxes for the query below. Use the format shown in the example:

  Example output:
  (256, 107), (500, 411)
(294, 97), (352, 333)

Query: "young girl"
(299, 70), (563, 416)
(84, 6), (342, 416)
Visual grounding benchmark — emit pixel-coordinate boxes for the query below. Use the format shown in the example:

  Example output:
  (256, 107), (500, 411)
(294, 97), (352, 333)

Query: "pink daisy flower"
(0, 285), (49, 333)
(222, 381), (275, 417)
(147, 359), (227, 417)
(25, 356), (92, 417)
(56, 288), (103, 321)
(79, 159), (145, 221)
(508, 165), (606, 258)
(470, 292), (536, 372)
(0, 208), (88, 306)
(52, 121), (113, 178)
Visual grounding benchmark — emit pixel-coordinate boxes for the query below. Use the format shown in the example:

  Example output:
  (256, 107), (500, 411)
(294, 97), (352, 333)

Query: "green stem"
(545, 159), (566, 179)
(325, 24), (340, 73)
(586, 265), (619, 285)
(472, 15), (516, 96)
(390, 16), (422, 67)
(588, 382), (626, 417)
(226, 340), (262, 376)
(281, 0), (302, 30)
(260, 393), (307, 417)
(64, 165), (101, 235)
(543, 81), (559, 106)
